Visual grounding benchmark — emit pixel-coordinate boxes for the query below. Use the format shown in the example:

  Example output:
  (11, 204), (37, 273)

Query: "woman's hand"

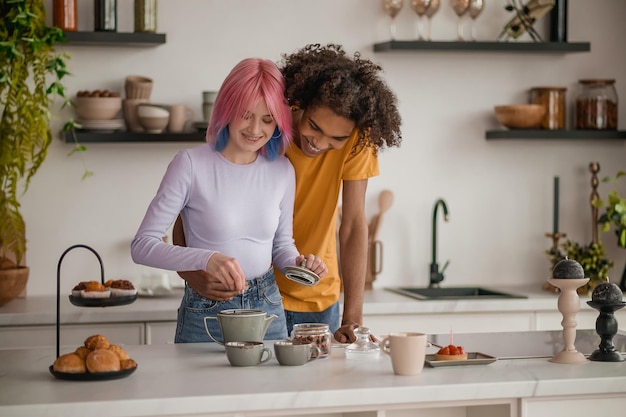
(296, 254), (328, 278)
(205, 253), (247, 293)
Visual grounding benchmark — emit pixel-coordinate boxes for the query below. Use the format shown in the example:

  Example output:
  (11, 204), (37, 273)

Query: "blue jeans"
(175, 268), (288, 343)
(284, 302), (340, 336)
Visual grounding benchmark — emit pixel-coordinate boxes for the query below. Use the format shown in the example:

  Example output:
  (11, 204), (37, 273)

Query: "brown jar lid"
(578, 79), (615, 85)
(529, 86), (567, 91)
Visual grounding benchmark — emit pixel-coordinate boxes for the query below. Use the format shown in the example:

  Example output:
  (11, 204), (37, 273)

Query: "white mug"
(381, 332), (428, 375)
(168, 104), (194, 133)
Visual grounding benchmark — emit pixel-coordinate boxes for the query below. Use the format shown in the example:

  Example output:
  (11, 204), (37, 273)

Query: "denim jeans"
(284, 301), (340, 336)
(175, 268), (288, 343)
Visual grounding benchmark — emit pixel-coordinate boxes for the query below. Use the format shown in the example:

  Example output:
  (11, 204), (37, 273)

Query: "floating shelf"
(61, 31), (166, 46)
(65, 131), (204, 143)
(373, 41), (590, 53)
(485, 130), (626, 140)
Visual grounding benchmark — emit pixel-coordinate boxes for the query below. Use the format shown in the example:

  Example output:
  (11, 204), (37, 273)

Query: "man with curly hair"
(174, 44), (402, 343)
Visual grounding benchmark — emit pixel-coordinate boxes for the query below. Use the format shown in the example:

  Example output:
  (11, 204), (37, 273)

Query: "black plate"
(68, 294), (137, 307)
(49, 365), (137, 381)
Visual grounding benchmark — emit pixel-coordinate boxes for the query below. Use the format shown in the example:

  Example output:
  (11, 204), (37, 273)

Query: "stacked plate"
(78, 119), (125, 132)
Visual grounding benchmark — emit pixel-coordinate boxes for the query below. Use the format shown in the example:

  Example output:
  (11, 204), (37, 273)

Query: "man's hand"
(333, 322), (359, 344)
(178, 269), (241, 301)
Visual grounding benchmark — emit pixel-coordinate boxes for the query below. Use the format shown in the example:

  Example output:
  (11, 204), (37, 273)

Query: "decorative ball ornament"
(552, 257), (585, 279)
(591, 281), (624, 304)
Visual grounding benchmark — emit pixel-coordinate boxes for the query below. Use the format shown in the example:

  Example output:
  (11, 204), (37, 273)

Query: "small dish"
(68, 294), (137, 307)
(425, 352), (497, 367)
(49, 364), (137, 381)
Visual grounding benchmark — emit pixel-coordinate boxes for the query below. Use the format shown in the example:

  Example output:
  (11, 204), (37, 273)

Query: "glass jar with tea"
(529, 86), (567, 130)
(575, 79), (618, 130)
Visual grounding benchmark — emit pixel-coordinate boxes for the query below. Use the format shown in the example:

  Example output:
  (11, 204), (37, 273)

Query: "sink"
(385, 286), (527, 300)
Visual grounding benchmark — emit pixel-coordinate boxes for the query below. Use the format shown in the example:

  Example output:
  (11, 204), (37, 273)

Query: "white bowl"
(137, 104), (169, 119)
(139, 115), (169, 133)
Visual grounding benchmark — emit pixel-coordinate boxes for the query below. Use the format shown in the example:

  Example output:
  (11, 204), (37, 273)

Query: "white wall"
(22, 0), (626, 296)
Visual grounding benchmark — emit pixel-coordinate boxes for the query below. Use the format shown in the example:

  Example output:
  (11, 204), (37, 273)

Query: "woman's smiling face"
(223, 98), (276, 164)
(294, 106), (356, 158)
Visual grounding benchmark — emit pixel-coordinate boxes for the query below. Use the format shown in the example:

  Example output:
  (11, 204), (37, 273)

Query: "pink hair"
(207, 58), (292, 157)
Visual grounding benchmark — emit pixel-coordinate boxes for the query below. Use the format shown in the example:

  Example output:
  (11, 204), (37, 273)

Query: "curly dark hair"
(280, 44), (402, 153)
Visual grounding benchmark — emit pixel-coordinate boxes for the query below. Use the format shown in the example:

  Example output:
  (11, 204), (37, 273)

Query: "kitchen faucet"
(429, 198), (449, 288)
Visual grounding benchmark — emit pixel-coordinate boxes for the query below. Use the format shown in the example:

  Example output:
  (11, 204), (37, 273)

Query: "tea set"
(205, 308), (323, 367)
(203, 307), (430, 371)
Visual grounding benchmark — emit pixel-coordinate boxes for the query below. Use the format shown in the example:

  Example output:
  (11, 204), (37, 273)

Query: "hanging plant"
(0, 0), (71, 266)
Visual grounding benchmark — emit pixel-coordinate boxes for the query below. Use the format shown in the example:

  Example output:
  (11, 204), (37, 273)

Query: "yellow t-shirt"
(276, 131), (379, 312)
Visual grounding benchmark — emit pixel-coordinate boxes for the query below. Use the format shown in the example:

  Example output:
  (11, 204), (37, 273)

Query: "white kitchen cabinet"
(0, 322), (145, 349)
(520, 395), (626, 417)
(145, 321), (177, 344)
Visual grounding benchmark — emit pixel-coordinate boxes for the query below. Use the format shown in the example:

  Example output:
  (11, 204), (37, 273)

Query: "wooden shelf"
(485, 130), (626, 140)
(61, 31), (166, 46)
(65, 131), (204, 143)
(373, 41), (590, 53)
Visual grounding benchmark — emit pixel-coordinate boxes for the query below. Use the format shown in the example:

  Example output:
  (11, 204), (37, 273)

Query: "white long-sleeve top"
(131, 143), (300, 279)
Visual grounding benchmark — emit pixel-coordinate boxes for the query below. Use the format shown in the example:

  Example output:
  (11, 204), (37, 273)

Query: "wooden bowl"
(494, 104), (546, 129)
(0, 265), (29, 306)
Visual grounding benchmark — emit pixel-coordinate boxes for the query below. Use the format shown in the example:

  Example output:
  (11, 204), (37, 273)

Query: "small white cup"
(225, 341), (272, 367)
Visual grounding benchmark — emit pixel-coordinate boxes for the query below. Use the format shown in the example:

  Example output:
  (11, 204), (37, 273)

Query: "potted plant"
(0, 0), (71, 305)
(593, 171), (626, 290)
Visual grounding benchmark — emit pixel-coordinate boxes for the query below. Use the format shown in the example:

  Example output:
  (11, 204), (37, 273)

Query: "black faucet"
(429, 198), (450, 288)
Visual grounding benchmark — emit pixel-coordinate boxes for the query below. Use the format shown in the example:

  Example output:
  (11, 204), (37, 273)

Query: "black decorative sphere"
(552, 258), (585, 279)
(591, 282), (624, 304)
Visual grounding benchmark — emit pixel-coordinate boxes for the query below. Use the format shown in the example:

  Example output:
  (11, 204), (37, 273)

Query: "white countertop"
(0, 285), (572, 327)
(1, 337), (625, 417)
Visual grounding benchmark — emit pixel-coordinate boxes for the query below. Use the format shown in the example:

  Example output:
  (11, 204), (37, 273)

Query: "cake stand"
(547, 277), (590, 364)
(587, 300), (626, 362)
(51, 244), (137, 380)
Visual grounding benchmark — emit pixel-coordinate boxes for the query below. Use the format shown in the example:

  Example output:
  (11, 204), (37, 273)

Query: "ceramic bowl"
(75, 96), (122, 120)
(494, 104), (547, 129)
(137, 103), (169, 119)
(138, 115), (170, 133)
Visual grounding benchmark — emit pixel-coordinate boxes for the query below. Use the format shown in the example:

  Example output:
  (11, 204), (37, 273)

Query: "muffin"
(81, 281), (111, 299)
(105, 279), (137, 297)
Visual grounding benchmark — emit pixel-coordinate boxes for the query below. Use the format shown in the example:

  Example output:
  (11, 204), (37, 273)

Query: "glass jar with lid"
(345, 326), (381, 359)
(575, 79), (618, 130)
(529, 86), (567, 130)
(291, 323), (331, 358)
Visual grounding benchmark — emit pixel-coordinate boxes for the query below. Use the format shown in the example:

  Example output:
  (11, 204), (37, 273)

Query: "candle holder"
(587, 300), (626, 362)
(547, 277), (590, 364)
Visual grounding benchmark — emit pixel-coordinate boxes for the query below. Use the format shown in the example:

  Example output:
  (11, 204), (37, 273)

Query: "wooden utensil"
(370, 190), (394, 241)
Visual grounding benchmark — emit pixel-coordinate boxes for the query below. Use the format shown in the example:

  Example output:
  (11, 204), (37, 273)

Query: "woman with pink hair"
(131, 58), (327, 343)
